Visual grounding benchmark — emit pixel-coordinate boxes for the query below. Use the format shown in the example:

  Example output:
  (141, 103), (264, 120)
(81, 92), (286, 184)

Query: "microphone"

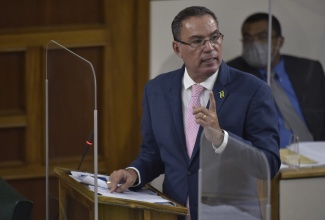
(77, 131), (94, 170)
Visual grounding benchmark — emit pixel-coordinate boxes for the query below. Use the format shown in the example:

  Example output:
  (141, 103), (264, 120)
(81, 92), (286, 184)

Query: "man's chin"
(201, 65), (219, 75)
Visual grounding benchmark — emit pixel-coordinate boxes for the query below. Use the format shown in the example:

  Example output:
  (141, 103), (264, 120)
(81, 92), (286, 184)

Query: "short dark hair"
(171, 6), (218, 40)
(242, 12), (282, 37)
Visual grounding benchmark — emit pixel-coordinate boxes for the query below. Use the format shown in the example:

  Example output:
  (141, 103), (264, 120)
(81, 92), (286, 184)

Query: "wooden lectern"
(54, 167), (187, 220)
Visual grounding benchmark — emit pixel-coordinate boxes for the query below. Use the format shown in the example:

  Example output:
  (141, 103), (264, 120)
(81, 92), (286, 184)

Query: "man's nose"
(203, 39), (214, 50)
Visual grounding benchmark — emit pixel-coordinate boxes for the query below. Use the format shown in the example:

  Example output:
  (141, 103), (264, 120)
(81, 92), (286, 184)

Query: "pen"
(98, 176), (107, 182)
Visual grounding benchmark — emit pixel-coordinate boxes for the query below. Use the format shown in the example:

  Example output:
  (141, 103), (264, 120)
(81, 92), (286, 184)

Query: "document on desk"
(88, 185), (175, 205)
(298, 141), (325, 166)
(69, 171), (109, 188)
(280, 141), (325, 169)
(69, 170), (175, 206)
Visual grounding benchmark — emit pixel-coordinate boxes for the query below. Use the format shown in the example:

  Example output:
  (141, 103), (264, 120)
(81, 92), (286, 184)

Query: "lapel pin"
(219, 91), (224, 98)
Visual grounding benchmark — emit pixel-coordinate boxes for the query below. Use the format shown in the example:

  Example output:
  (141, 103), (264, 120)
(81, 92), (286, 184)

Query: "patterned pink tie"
(185, 84), (204, 158)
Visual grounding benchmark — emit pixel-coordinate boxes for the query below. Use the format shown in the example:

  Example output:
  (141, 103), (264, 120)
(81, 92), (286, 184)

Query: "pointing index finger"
(209, 91), (216, 112)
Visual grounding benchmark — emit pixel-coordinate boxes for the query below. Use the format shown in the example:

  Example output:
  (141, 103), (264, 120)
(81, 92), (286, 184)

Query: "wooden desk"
(53, 167), (187, 220)
(271, 166), (325, 220)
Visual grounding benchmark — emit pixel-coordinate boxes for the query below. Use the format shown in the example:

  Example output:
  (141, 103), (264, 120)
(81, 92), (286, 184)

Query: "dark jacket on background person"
(228, 55), (325, 141)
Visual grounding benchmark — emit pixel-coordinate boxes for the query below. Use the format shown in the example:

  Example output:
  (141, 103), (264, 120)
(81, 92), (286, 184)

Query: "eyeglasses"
(242, 32), (278, 43)
(175, 32), (224, 49)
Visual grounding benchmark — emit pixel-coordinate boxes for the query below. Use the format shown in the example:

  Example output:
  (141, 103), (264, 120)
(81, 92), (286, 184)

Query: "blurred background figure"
(227, 12), (325, 148)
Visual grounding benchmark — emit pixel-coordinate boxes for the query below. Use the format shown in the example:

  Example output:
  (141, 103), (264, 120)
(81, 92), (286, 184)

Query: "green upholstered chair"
(0, 177), (33, 220)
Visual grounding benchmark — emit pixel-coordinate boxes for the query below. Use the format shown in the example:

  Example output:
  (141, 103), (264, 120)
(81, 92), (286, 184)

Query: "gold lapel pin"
(219, 91), (224, 98)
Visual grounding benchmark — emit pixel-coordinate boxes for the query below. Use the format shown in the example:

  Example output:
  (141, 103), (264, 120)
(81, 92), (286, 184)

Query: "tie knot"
(191, 84), (204, 97)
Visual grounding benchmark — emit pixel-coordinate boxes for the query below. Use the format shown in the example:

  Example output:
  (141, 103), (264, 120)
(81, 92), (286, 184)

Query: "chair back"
(0, 177), (33, 220)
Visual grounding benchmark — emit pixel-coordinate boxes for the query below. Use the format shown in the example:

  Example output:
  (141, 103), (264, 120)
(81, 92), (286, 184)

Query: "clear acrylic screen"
(46, 40), (98, 220)
(198, 132), (271, 220)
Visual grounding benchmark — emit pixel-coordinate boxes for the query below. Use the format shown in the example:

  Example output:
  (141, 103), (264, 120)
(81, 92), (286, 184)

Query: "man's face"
(242, 20), (283, 48)
(173, 15), (223, 83)
(241, 20), (284, 68)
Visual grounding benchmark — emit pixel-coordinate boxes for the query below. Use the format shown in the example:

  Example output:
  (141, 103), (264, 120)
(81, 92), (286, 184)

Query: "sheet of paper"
(70, 171), (109, 188)
(299, 142), (325, 165)
(88, 185), (175, 206)
(280, 149), (316, 165)
(280, 141), (325, 169)
(69, 170), (175, 206)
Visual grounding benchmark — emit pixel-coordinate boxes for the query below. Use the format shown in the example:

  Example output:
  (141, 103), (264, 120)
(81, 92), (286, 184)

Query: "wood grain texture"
(0, 0), (150, 219)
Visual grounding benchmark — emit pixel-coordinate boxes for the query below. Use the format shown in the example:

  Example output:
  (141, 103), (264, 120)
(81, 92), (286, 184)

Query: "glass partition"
(271, 0), (325, 75)
(198, 133), (271, 220)
(46, 40), (98, 220)
(224, 0), (325, 149)
(271, 0), (325, 218)
(270, 0), (325, 149)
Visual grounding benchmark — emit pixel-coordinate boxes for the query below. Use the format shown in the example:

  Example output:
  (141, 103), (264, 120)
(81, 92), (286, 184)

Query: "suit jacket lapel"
(168, 66), (189, 158)
(213, 62), (230, 112)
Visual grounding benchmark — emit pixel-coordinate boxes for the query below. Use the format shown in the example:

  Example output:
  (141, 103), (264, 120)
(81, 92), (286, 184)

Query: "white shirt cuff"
(126, 167), (141, 187)
(212, 130), (228, 154)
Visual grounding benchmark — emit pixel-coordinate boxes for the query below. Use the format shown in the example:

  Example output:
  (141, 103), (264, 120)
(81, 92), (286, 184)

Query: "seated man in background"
(227, 12), (325, 148)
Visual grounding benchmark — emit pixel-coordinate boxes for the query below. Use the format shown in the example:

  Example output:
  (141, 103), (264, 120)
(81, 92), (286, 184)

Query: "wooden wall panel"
(25, 47), (44, 164)
(0, 51), (25, 111)
(103, 0), (150, 171)
(0, 0), (149, 219)
(0, 0), (104, 29)
(0, 128), (25, 166)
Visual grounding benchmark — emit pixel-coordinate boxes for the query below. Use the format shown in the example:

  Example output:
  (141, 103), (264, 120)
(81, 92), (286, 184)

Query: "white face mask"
(242, 40), (280, 68)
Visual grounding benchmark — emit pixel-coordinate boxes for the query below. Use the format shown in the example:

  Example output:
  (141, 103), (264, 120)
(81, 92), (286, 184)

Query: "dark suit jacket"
(130, 61), (281, 220)
(227, 55), (325, 141)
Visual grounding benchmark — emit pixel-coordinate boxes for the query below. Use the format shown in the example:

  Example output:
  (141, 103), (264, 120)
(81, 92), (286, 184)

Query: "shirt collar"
(183, 68), (218, 91)
(259, 57), (285, 79)
(273, 57), (286, 77)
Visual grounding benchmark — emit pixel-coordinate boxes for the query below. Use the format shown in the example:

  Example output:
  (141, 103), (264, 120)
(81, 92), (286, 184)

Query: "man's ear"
(279, 36), (285, 48)
(172, 41), (183, 58)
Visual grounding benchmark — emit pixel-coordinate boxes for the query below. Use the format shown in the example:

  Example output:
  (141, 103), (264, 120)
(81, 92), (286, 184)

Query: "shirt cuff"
(212, 130), (228, 154)
(126, 167), (141, 187)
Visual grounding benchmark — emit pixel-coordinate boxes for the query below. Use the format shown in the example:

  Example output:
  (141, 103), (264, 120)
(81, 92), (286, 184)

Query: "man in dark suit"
(227, 12), (325, 148)
(108, 7), (280, 220)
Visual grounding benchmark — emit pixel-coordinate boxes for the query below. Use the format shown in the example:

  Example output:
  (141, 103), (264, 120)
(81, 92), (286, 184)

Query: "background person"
(227, 12), (325, 148)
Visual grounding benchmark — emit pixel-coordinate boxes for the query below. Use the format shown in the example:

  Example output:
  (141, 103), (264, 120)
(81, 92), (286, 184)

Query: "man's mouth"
(202, 57), (217, 63)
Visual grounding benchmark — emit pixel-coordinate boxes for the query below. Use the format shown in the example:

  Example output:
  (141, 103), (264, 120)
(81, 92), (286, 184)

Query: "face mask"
(242, 40), (280, 68)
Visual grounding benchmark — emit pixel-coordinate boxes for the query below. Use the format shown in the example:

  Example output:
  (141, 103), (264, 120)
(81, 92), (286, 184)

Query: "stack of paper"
(69, 170), (175, 206)
(69, 171), (109, 188)
(280, 149), (316, 165)
(280, 141), (325, 169)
